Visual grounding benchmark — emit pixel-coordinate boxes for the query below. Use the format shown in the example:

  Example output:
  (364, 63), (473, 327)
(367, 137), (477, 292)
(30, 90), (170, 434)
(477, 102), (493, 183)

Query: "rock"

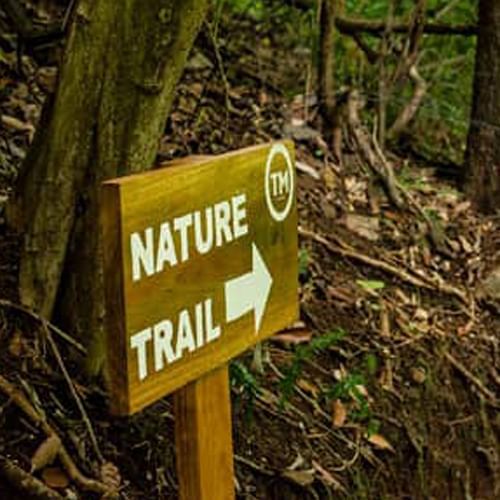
(476, 267), (500, 302)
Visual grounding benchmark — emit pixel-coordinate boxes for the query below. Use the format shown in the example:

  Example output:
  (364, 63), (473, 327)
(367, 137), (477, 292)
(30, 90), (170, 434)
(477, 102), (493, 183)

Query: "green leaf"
(356, 280), (385, 291)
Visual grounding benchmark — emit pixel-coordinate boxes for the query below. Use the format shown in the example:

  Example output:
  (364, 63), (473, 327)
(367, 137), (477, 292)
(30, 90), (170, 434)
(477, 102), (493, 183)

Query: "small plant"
(326, 360), (381, 435)
(327, 372), (371, 421)
(298, 247), (310, 281)
(279, 329), (345, 406)
(230, 360), (261, 421)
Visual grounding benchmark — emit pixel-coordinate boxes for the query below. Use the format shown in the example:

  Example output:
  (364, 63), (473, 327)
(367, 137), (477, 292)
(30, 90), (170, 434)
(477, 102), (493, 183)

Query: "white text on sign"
(130, 194), (248, 281)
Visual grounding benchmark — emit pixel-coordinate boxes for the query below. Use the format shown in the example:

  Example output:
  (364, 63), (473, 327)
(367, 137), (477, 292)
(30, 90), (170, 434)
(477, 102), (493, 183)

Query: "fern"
(279, 329), (345, 406)
(230, 360), (261, 421)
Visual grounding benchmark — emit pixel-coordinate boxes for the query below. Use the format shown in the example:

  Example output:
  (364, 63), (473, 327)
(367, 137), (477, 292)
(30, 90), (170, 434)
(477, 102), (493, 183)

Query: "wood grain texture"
(100, 184), (129, 415)
(101, 141), (298, 415)
(174, 365), (235, 500)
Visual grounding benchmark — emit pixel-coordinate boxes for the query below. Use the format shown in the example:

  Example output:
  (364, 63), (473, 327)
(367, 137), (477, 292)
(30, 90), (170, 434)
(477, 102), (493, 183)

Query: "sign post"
(101, 142), (298, 498)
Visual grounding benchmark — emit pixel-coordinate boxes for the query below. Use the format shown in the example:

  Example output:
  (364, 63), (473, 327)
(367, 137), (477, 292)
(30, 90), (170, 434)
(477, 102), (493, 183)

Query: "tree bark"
(464, 0), (500, 213)
(8, 0), (209, 373)
(318, 0), (336, 132)
(318, 0), (343, 159)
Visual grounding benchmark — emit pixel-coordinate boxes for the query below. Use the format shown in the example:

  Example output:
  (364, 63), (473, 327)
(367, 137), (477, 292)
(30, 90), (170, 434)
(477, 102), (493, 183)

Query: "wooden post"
(174, 364), (235, 500)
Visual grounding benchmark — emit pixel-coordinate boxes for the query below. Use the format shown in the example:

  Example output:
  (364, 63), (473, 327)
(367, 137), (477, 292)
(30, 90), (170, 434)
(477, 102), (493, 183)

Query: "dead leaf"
(323, 166), (336, 190)
(344, 213), (379, 241)
(458, 235), (473, 254)
(282, 469), (315, 487)
(31, 434), (61, 473)
(287, 452), (305, 471)
(452, 200), (471, 217)
(354, 384), (368, 399)
(271, 328), (312, 347)
(41, 467), (69, 489)
(296, 161), (320, 180)
(297, 379), (320, 398)
(332, 399), (347, 427)
(413, 308), (429, 322)
(367, 433), (395, 452)
(8, 330), (25, 357)
(1, 114), (35, 141)
(410, 367), (426, 384)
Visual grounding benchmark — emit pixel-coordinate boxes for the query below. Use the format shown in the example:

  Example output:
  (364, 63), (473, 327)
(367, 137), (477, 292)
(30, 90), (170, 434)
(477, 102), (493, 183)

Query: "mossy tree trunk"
(464, 0), (500, 213)
(9, 0), (209, 373)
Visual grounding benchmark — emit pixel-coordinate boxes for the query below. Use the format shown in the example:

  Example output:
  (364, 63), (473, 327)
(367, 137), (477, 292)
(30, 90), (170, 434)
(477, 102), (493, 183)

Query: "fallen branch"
(443, 352), (499, 407)
(299, 226), (470, 306)
(0, 455), (63, 500)
(0, 375), (112, 495)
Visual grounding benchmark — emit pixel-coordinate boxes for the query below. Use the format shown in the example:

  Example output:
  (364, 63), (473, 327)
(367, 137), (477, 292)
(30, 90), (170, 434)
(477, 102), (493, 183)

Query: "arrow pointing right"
(224, 243), (273, 334)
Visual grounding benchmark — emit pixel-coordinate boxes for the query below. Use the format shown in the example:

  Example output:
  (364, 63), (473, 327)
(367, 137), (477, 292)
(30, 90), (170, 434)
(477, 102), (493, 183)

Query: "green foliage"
(230, 360), (261, 421)
(356, 279), (385, 291)
(341, 0), (477, 161)
(364, 352), (378, 376)
(327, 372), (371, 421)
(298, 247), (310, 279)
(279, 329), (345, 406)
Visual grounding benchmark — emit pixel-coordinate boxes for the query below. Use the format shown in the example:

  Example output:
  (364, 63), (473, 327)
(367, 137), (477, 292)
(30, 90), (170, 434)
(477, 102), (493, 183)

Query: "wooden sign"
(101, 142), (298, 416)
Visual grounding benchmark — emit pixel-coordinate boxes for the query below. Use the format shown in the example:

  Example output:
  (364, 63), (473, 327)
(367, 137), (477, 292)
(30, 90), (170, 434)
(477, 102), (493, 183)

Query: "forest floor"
(1, 5), (499, 500)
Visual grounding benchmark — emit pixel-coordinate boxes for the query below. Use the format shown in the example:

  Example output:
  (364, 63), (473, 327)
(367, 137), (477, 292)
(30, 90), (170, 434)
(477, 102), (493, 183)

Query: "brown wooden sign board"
(101, 142), (299, 416)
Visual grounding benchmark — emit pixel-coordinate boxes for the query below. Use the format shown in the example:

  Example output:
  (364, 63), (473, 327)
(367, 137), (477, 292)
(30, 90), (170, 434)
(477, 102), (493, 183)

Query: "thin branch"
(444, 352), (499, 407)
(435, 0), (463, 21)
(0, 375), (112, 495)
(389, 65), (427, 137)
(43, 325), (104, 464)
(335, 16), (476, 37)
(281, 0), (477, 36)
(0, 299), (86, 354)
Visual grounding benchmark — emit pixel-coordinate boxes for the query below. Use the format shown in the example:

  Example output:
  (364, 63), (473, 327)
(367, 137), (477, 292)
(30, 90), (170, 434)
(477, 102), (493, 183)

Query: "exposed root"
(0, 455), (63, 500)
(0, 374), (114, 496)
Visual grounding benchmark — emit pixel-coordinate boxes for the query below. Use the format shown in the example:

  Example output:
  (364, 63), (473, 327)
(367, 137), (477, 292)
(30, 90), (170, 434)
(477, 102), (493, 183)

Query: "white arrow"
(225, 243), (273, 334)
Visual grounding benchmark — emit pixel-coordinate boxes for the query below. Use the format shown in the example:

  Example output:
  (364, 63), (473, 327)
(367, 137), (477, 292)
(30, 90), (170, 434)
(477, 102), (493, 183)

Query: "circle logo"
(264, 143), (294, 222)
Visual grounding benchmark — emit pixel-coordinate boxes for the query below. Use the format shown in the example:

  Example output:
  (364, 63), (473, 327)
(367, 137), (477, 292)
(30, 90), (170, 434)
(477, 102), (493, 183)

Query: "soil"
(0, 4), (499, 500)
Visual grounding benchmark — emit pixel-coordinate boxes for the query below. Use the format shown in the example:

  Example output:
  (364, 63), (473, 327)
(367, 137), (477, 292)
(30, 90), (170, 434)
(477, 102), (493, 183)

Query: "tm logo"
(264, 143), (294, 222)
(269, 169), (290, 197)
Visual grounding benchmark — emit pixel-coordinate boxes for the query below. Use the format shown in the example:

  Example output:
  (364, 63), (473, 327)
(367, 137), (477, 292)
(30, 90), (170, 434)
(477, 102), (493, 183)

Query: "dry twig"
(299, 226), (470, 307)
(443, 352), (499, 407)
(0, 455), (63, 500)
(43, 324), (104, 463)
(0, 374), (112, 495)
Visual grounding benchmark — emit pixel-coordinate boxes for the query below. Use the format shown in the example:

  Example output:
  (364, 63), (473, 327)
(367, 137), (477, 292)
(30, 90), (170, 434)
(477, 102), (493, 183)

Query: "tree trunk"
(8, 0), (208, 373)
(464, 0), (500, 213)
(318, 0), (341, 158)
